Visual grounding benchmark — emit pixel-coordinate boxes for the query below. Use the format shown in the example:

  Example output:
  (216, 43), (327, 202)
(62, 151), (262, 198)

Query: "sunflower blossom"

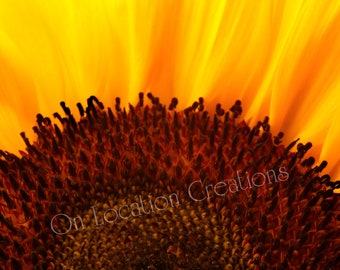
(0, 1), (340, 269)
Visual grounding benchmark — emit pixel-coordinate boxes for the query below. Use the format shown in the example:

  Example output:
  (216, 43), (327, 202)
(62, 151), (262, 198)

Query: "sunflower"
(0, 1), (340, 270)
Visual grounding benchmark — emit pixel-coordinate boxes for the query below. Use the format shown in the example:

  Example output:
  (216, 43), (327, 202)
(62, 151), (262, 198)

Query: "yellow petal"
(0, 0), (339, 179)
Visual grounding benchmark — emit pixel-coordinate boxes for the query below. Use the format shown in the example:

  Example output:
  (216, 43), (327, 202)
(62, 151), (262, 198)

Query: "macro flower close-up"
(0, 1), (340, 269)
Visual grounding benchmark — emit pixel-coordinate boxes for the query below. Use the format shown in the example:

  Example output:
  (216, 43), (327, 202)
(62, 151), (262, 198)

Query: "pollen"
(0, 93), (339, 269)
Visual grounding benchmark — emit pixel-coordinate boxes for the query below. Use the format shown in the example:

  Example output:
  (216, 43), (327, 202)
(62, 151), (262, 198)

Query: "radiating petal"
(0, 0), (339, 178)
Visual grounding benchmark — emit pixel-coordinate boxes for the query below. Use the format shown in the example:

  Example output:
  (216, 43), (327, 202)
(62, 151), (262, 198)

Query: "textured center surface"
(0, 94), (339, 269)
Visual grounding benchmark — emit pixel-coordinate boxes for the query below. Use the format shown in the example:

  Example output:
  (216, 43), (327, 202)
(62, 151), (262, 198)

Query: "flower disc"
(0, 94), (339, 269)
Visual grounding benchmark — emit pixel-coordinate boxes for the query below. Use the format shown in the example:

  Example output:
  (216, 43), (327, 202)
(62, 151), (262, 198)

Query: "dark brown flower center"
(0, 93), (339, 269)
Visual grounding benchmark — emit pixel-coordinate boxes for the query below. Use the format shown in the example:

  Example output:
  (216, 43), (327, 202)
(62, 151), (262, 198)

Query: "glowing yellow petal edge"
(0, 0), (339, 180)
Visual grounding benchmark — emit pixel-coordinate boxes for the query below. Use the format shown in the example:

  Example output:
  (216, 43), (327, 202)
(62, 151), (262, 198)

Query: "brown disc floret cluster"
(0, 93), (339, 269)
